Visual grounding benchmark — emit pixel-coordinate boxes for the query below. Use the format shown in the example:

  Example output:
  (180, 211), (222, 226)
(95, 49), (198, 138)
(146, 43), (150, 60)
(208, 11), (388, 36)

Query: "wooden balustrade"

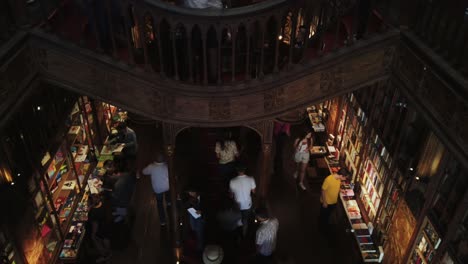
(1, 0), (394, 84)
(410, 0), (468, 77)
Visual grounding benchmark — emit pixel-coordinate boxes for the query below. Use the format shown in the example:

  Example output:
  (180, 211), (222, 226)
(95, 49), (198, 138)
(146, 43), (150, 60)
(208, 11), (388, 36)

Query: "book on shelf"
(62, 180), (76, 190)
(355, 229), (371, 237)
(358, 236), (373, 245)
(362, 252), (380, 262)
(352, 223), (368, 230)
(360, 244), (377, 253)
(69, 126), (81, 135)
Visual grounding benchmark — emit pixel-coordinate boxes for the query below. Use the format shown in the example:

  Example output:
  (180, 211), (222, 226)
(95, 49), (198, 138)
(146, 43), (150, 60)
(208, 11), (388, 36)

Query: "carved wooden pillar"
(248, 120), (274, 201)
(259, 20), (266, 79)
(188, 25), (194, 83)
(349, 0), (360, 45)
(7, 0), (28, 27)
(217, 26), (222, 85)
(122, 2), (135, 65)
(156, 18), (166, 78)
(231, 28), (237, 82)
(172, 27), (180, 81)
(245, 24), (251, 81)
(202, 27), (208, 85)
(259, 143), (272, 200)
(138, 12), (151, 71)
(288, 10), (298, 68)
(105, 0), (118, 58)
(333, 6), (341, 50)
(273, 18), (281, 73)
(162, 122), (181, 258)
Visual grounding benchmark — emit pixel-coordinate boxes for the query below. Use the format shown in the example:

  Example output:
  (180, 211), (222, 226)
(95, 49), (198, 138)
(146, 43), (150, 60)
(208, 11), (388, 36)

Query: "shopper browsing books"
(87, 194), (112, 262)
(319, 168), (350, 232)
(293, 129), (313, 190)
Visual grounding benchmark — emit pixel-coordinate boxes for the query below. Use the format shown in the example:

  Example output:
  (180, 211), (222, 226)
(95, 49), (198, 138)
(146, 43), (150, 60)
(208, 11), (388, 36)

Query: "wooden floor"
(105, 120), (360, 264)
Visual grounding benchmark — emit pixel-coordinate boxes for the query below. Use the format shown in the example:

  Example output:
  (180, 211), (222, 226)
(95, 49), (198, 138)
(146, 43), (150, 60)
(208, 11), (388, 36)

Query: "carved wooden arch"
(245, 120), (274, 144)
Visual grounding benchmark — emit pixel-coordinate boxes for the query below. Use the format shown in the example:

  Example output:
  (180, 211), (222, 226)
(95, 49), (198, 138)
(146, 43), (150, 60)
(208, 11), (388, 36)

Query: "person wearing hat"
(202, 245), (224, 264)
(255, 207), (279, 264)
(229, 164), (256, 238)
(319, 167), (349, 231)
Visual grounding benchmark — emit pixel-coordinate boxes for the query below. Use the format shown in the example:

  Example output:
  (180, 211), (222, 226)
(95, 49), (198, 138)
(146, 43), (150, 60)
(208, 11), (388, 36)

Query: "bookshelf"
(29, 97), (99, 262)
(408, 217), (441, 264)
(340, 182), (384, 262)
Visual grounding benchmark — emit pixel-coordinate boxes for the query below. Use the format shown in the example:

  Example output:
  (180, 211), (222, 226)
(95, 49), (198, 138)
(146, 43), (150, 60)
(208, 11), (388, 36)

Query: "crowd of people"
(84, 121), (351, 264)
(85, 121), (138, 263)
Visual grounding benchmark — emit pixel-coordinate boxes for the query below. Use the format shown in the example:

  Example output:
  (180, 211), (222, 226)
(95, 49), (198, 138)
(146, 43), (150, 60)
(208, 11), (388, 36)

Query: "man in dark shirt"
(88, 194), (112, 262)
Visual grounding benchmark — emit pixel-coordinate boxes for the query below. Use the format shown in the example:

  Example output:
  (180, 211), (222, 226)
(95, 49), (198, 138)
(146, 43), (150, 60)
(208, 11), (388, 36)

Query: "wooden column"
(288, 10), (298, 68)
(245, 25), (251, 81)
(138, 12), (150, 71)
(259, 143), (272, 200)
(273, 20), (281, 73)
(333, 6), (341, 50)
(250, 120), (274, 201)
(162, 122), (181, 260)
(171, 28), (180, 81)
(259, 20), (265, 79)
(105, 0), (118, 58)
(188, 26), (194, 83)
(217, 27), (222, 85)
(7, 0), (28, 27)
(122, 3), (135, 65)
(202, 27), (208, 85)
(231, 29), (237, 82)
(156, 20), (166, 78)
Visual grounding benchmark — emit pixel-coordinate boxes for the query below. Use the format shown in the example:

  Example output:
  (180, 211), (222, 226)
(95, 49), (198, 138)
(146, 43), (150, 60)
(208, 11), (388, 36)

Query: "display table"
(310, 145), (328, 156)
(320, 156), (384, 263)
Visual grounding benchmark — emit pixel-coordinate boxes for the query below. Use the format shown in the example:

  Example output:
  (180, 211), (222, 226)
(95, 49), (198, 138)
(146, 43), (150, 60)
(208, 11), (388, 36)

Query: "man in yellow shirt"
(319, 168), (349, 231)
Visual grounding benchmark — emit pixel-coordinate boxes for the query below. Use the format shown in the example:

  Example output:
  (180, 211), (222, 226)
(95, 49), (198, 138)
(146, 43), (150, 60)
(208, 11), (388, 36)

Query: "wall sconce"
(36, 106), (41, 111)
(278, 35), (283, 41)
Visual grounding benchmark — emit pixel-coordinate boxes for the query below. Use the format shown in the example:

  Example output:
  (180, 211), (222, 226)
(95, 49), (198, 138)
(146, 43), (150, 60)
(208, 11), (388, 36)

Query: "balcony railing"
(409, 0), (468, 78)
(4, 0), (390, 85)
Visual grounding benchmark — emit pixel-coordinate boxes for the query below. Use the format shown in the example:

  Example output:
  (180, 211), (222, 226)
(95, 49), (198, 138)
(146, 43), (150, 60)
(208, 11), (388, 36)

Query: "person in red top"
(293, 129), (313, 190)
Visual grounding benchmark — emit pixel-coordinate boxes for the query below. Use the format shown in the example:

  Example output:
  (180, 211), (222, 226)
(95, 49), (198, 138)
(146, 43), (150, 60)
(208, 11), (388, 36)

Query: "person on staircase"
(293, 129), (313, 190)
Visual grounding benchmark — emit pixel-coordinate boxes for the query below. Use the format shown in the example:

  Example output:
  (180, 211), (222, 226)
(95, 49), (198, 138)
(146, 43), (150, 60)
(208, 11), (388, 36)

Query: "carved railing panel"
(2, 0), (392, 89)
(409, 0), (468, 78)
(34, 29), (398, 126)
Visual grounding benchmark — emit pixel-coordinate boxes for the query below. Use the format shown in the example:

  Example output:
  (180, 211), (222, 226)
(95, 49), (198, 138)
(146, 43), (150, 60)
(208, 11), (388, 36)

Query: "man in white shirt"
(255, 207), (279, 264)
(229, 164), (256, 237)
(142, 153), (170, 226)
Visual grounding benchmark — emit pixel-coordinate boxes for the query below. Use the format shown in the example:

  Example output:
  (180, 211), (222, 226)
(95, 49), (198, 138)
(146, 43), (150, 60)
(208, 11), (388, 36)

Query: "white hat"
(202, 245), (224, 264)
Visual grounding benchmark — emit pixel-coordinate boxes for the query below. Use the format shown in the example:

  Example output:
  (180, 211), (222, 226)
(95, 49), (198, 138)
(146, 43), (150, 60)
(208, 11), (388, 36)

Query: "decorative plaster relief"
(320, 66), (344, 93)
(209, 98), (231, 120)
(264, 87), (285, 112)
